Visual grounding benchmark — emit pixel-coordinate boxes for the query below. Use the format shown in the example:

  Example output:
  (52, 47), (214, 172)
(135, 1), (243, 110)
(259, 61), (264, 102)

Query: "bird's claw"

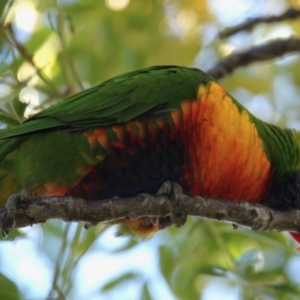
(157, 181), (187, 229)
(2, 191), (31, 238)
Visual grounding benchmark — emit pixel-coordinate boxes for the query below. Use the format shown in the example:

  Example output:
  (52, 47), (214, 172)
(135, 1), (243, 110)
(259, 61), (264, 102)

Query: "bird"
(0, 65), (299, 244)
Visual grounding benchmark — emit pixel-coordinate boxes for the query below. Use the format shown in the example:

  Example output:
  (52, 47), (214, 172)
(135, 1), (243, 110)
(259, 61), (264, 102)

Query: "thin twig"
(220, 7), (300, 38)
(0, 0), (14, 24)
(54, 2), (84, 91)
(2, 23), (63, 98)
(206, 38), (300, 80)
(48, 223), (70, 300)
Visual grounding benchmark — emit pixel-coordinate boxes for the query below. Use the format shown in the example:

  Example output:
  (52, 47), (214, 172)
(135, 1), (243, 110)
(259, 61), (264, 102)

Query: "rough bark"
(1, 184), (300, 235)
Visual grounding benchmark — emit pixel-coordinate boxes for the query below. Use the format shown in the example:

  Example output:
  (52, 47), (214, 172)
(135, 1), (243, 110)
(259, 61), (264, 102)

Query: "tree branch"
(220, 7), (300, 38)
(1, 185), (300, 235)
(206, 38), (300, 80)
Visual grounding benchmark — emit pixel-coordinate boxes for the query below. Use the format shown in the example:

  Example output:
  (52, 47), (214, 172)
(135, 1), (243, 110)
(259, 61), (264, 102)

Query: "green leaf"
(197, 265), (227, 277)
(159, 244), (176, 283)
(0, 273), (21, 300)
(141, 283), (152, 300)
(0, 112), (21, 127)
(101, 272), (141, 292)
(0, 0), (9, 21)
(0, 94), (27, 127)
(26, 28), (53, 54)
(0, 229), (25, 241)
(10, 97), (27, 123)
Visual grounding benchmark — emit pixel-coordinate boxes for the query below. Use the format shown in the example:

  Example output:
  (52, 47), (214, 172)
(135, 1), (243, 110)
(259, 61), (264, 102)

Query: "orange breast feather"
(176, 82), (272, 202)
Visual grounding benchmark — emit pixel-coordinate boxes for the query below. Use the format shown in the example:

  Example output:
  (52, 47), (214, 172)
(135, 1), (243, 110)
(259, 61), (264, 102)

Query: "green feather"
(0, 66), (212, 139)
(1, 64), (300, 177)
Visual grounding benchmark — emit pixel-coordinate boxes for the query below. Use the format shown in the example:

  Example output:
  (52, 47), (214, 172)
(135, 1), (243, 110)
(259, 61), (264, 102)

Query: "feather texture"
(0, 66), (299, 240)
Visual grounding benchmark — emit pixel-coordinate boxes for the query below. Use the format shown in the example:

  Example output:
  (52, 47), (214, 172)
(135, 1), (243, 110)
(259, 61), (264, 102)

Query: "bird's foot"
(156, 181), (187, 229)
(2, 191), (32, 238)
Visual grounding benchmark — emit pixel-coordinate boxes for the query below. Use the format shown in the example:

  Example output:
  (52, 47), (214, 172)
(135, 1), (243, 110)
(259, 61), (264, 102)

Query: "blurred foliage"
(0, 0), (300, 299)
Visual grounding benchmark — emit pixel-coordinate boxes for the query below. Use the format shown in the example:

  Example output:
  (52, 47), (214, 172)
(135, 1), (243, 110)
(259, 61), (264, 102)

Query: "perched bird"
(0, 65), (299, 244)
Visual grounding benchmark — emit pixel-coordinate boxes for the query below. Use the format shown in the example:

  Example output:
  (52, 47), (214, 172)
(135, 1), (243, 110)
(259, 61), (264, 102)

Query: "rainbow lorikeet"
(0, 65), (299, 243)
